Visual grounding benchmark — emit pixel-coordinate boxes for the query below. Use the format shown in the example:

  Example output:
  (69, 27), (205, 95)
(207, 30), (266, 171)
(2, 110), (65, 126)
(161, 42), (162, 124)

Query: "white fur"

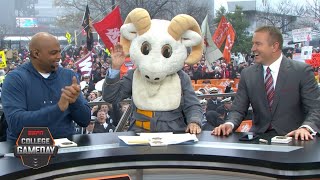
(132, 70), (181, 111)
(120, 24), (137, 40)
(181, 30), (202, 47)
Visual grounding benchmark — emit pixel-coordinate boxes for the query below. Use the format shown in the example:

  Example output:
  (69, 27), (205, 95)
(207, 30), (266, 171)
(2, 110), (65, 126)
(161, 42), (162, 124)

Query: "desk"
(0, 131), (319, 180)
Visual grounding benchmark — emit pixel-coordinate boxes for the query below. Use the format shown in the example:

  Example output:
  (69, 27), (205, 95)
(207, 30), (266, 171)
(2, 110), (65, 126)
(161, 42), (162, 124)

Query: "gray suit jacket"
(227, 57), (320, 135)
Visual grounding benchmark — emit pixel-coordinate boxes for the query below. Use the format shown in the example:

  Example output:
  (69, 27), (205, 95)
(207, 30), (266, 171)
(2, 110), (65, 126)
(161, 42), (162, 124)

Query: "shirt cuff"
(225, 122), (235, 129)
(300, 125), (317, 136)
(108, 68), (120, 79)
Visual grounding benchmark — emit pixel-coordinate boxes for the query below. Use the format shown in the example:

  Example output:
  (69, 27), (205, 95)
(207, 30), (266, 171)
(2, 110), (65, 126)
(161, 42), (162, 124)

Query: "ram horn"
(168, 14), (203, 65)
(120, 8), (151, 54)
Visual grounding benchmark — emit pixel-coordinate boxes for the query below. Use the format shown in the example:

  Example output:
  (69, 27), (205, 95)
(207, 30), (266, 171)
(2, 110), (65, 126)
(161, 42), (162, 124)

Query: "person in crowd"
(99, 104), (115, 125)
(212, 66), (222, 79)
(93, 110), (115, 133)
(84, 117), (96, 134)
(191, 64), (202, 81)
(206, 87), (222, 111)
(224, 81), (235, 93)
(212, 26), (320, 141)
(2, 32), (91, 141)
(216, 97), (233, 121)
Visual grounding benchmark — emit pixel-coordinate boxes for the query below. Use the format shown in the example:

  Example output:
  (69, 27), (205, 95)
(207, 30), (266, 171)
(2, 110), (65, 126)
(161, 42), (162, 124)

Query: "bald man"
(2, 32), (91, 141)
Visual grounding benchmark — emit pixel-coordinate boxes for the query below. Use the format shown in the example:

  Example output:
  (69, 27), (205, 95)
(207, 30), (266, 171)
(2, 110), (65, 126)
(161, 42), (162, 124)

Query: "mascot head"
(120, 8), (203, 83)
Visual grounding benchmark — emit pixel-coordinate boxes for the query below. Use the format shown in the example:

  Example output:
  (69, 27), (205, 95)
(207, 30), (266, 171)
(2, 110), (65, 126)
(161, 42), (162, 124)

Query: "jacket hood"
(21, 62), (60, 80)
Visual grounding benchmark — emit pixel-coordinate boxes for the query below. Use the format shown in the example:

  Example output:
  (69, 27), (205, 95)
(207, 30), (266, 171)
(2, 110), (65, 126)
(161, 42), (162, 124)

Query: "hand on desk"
(211, 124), (233, 136)
(186, 122), (201, 134)
(58, 76), (81, 111)
(286, 127), (314, 141)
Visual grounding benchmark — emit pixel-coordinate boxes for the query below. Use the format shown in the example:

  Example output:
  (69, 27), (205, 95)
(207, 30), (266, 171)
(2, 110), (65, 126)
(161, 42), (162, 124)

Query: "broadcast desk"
(0, 131), (319, 180)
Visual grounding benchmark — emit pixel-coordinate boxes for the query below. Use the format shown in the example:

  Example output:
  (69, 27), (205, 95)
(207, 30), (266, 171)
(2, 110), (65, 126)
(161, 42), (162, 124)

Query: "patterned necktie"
(265, 67), (274, 111)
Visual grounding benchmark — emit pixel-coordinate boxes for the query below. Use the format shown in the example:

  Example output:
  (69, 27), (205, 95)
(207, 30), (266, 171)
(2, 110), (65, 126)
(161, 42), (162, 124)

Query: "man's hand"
(58, 93), (69, 112)
(185, 122), (201, 134)
(58, 76), (80, 112)
(211, 124), (233, 136)
(61, 76), (81, 104)
(286, 128), (314, 141)
(110, 44), (126, 70)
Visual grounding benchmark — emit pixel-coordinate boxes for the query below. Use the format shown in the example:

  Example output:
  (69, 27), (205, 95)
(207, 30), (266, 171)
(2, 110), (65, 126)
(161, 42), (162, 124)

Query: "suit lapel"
(255, 64), (269, 110)
(271, 57), (289, 115)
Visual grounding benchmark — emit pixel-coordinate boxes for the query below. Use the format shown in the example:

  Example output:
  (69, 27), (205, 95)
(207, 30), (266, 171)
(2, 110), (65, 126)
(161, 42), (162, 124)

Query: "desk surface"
(0, 131), (319, 179)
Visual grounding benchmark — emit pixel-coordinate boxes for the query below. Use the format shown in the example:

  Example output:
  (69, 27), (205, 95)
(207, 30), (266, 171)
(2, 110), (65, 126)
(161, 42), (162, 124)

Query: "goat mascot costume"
(102, 8), (203, 134)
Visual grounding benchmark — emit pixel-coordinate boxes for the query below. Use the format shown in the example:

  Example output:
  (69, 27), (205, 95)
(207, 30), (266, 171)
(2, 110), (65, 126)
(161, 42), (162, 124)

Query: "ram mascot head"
(120, 8), (203, 83)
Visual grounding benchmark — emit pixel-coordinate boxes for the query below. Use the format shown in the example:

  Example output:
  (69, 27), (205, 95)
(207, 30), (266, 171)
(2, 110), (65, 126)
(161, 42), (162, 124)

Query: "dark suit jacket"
(228, 56), (320, 135)
(93, 122), (115, 133)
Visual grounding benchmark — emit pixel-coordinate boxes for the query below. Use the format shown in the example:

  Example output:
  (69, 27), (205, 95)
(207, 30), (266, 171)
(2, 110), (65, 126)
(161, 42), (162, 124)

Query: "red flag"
(223, 23), (236, 63)
(93, 6), (123, 50)
(74, 52), (92, 76)
(212, 16), (229, 48)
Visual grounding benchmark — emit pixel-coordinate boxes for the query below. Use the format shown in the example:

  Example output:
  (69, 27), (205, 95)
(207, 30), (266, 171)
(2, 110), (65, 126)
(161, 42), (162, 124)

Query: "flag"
(223, 23), (236, 63)
(82, 4), (93, 51)
(201, 15), (223, 71)
(212, 16), (229, 48)
(0, 51), (7, 68)
(74, 52), (92, 76)
(93, 6), (123, 50)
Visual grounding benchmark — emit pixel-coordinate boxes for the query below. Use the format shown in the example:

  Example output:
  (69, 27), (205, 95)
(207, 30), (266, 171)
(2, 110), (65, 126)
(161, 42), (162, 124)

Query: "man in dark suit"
(212, 26), (320, 141)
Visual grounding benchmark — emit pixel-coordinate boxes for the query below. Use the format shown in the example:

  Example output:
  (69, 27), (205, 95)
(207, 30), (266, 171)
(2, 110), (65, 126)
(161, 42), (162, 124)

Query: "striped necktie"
(265, 67), (274, 111)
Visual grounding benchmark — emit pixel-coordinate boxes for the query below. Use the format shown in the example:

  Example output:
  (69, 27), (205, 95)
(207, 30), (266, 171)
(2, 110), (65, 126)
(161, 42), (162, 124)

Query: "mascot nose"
(145, 75), (160, 81)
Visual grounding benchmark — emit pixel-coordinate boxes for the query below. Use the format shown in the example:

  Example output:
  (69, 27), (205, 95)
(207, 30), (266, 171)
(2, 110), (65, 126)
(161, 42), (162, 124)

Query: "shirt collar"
(263, 54), (283, 73)
(102, 122), (108, 129)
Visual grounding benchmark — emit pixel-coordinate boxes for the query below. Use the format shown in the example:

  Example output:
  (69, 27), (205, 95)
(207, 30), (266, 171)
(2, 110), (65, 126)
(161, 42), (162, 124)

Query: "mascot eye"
(141, 41), (151, 55)
(161, 44), (172, 58)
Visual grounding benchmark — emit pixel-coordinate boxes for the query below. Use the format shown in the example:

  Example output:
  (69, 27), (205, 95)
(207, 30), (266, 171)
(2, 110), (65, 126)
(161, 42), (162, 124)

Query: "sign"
(301, 46), (313, 60)
(14, 127), (58, 169)
(16, 17), (38, 28)
(292, 27), (312, 43)
(65, 32), (72, 44)
(0, 51), (7, 68)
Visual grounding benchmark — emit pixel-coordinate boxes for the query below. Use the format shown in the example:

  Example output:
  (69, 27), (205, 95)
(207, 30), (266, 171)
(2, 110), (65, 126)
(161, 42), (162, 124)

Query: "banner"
(201, 15), (223, 71)
(292, 27), (312, 43)
(212, 16), (229, 48)
(74, 52), (92, 76)
(301, 46), (313, 60)
(223, 23), (236, 63)
(93, 6), (123, 50)
(0, 51), (7, 68)
(82, 4), (93, 51)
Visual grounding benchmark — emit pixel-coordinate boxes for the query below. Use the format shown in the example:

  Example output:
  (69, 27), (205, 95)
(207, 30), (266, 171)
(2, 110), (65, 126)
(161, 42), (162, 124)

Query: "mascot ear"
(181, 30), (202, 47)
(120, 23), (138, 41)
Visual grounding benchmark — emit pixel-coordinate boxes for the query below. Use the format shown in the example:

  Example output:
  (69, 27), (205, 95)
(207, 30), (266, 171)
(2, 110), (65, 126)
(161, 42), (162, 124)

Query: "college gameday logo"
(14, 127), (58, 169)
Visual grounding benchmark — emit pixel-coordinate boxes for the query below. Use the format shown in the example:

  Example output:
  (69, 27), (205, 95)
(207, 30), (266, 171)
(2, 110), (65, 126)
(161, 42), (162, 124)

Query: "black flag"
(82, 4), (93, 51)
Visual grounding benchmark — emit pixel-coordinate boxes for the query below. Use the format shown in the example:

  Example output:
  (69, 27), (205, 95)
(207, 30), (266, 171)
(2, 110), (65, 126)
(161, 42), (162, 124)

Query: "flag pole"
(61, 3), (119, 53)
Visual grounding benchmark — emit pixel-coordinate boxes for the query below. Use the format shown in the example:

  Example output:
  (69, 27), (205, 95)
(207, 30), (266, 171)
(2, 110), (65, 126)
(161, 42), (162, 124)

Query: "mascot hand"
(186, 122), (201, 134)
(111, 44), (126, 70)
